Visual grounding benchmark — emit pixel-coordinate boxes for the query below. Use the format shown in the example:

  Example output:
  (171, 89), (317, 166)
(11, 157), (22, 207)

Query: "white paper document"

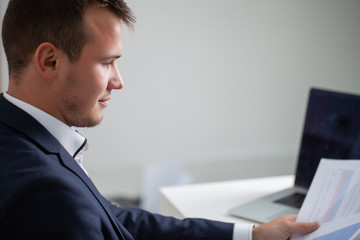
(291, 159), (360, 240)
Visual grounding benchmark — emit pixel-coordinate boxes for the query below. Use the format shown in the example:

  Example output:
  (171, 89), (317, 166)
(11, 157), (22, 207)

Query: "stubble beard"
(66, 106), (103, 128)
(61, 75), (103, 128)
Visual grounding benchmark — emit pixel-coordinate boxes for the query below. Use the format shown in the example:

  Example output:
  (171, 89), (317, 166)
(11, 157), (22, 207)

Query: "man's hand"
(252, 215), (319, 240)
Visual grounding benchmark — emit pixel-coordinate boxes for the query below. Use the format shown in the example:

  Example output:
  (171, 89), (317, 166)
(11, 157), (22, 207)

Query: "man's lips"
(99, 96), (111, 107)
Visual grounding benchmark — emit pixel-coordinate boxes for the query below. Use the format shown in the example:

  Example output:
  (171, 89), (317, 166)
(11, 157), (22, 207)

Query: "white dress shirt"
(3, 92), (253, 240)
(3, 93), (88, 174)
(233, 224), (253, 240)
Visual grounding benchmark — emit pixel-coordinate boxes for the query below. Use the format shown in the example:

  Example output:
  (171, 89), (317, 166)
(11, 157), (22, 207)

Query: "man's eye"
(102, 61), (112, 67)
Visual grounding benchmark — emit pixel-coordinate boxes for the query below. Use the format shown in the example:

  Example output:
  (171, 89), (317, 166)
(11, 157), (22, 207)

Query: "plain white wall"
(0, 0), (7, 93)
(1, 1), (360, 198)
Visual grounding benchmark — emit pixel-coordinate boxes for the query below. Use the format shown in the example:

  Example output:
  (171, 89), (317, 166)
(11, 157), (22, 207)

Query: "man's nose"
(109, 65), (124, 90)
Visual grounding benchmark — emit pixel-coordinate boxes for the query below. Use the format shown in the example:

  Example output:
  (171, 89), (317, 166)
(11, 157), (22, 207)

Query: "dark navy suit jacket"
(0, 94), (234, 240)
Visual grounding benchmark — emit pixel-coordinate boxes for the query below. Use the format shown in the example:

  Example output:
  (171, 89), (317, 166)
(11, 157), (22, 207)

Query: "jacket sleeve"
(107, 200), (234, 240)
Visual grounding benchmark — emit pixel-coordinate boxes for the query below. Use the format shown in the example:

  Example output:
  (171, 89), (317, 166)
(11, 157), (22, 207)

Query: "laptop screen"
(295, 88), (360, 188)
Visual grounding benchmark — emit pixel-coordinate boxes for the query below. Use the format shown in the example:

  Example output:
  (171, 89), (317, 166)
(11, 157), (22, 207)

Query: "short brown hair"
(1, 0), (135, 79)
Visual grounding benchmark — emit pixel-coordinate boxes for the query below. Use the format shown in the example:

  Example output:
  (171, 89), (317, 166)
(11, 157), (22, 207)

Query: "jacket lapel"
(58, 148), (129, 240)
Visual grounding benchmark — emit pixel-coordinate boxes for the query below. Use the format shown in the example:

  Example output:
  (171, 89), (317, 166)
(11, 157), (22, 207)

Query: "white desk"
(159, 175), (294, 224)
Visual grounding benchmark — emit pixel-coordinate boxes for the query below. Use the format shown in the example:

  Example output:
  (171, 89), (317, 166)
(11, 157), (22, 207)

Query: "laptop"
(229, 87), (360, 223)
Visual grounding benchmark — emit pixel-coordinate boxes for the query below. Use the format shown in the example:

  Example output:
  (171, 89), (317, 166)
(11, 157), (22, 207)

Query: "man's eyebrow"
(101, 55), (122, 61)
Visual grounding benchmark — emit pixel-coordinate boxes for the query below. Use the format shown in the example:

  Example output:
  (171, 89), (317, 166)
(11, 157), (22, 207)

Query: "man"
(0, 0), (319, 239)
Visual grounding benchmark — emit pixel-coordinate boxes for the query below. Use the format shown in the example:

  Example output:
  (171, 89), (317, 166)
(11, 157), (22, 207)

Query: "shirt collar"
(3, 92), (85, 158)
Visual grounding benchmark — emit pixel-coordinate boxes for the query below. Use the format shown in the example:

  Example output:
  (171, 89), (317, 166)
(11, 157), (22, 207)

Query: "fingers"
(252, 215), (319, 240)
(287, 220), (319, 234)
(281, 215), (319, 235)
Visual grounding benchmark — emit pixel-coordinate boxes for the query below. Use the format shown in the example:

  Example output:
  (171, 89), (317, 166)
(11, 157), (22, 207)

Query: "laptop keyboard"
(273, 192), (306, 209)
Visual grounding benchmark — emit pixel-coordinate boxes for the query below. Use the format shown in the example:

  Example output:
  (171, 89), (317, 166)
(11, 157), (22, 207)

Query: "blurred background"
(1, 0), (360, 212)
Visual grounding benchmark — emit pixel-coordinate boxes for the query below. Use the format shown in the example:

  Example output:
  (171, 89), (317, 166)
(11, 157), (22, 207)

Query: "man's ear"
(34, 42), (60, 79)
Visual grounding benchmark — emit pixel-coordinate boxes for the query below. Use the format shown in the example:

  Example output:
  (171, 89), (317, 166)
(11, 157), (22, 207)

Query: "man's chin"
(70, 115), (103, 128)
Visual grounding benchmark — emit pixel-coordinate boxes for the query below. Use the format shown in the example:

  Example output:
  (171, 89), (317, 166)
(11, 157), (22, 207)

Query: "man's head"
(2, 0), (135, 127)
(2, 0), (135, 80)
